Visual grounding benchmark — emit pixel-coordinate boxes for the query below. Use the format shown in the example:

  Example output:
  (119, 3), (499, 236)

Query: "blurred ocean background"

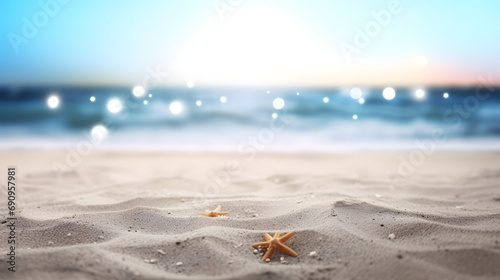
(1, 86), (499, 151)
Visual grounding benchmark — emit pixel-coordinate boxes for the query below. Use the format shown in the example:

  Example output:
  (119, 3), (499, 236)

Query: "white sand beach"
(1, 151), (499, 279)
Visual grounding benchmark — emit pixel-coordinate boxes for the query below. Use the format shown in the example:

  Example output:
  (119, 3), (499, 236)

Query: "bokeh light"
(323, 97), (329, 103)
(382, 87), (396, 100)
(353, 114), (358, 120)
(107, 98), (123, 113)
(415, 89), (425, 99)
(143, 100), (148, 105)
(169, 101), (183, 115)
(358, 98), (365, 104)
(273, 98), (285, 110)
(443, 92), (449, 98)
(132, 86), (146, 98)
(91, 124), (108, 141)
(47, 94), (60, 109)
(220, 96), (227, 103)
(196, 100), (202, 106)
(272, 113), (278, 119)
(187, 81), (194, 88)
(350, 87), (362, 99)
(90, 96), (96, 102)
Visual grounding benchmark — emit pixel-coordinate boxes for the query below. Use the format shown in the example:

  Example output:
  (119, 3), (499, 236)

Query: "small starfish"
(252, 231), (298, 261)
(198, 205), (229, 217)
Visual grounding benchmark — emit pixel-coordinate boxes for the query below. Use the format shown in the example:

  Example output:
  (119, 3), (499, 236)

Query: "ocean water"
(1, 86), (499, 151)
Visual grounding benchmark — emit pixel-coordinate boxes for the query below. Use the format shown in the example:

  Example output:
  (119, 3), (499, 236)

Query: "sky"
(1, 0), (499, 87)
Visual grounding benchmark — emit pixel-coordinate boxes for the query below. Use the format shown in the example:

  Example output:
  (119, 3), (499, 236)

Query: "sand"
(1, 150), (500, 280)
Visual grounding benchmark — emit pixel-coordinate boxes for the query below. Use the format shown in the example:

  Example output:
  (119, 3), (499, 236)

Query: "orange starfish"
(252, 231), (298, 261)
(198, 205), (229, 217)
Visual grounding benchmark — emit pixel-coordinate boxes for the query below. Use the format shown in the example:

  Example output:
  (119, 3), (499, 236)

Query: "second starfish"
(198, 205), (229, 217)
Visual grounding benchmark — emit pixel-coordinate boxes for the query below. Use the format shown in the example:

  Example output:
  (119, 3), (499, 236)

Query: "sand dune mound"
(1, 151), (499, 279)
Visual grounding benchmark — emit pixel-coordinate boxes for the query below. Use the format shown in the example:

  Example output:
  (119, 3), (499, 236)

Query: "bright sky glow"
(1, 1), (499, 87)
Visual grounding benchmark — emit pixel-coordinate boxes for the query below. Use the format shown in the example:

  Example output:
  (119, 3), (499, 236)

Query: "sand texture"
(1, 151), (500, 280)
